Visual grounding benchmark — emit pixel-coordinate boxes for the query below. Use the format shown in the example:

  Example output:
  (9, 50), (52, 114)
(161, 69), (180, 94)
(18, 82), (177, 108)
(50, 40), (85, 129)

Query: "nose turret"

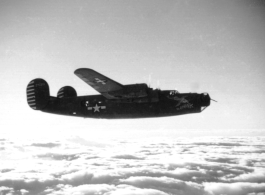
(200, 93), (211, 107)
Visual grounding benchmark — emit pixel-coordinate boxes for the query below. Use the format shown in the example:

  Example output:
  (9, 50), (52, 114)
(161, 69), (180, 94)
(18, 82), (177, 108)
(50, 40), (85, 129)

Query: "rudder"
(26, 78), (50, 110)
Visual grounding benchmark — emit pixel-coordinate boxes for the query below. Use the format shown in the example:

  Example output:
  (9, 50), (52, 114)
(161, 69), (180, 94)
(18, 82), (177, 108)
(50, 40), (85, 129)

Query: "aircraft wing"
(74, 68), (124, 98)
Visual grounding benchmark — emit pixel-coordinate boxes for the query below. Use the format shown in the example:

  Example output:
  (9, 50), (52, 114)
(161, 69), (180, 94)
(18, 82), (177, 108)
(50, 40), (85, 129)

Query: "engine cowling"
(57, 86), (77, 98)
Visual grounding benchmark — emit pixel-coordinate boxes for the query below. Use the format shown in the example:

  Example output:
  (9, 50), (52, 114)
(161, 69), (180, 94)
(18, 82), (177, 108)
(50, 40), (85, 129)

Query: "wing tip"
(74, 68), (94, 75)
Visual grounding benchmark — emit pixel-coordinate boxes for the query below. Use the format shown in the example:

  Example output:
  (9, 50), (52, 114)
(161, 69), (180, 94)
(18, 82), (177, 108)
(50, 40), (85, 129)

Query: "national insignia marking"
(94, 78), (107, 85)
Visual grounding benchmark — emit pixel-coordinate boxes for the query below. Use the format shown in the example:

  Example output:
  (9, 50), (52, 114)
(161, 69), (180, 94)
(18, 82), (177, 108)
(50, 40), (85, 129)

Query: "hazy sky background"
(1, 0), (265, 136)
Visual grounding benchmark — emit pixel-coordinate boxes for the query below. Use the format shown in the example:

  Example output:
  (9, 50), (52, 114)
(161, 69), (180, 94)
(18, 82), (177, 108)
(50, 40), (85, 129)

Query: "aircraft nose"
(200, 93), (210, 106)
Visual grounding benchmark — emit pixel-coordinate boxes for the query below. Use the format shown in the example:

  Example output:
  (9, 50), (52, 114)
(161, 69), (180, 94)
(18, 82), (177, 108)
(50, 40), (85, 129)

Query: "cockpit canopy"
(108, 83), (148, 99)
(200, 93), (210, 106)
(169, 90), (180, 96)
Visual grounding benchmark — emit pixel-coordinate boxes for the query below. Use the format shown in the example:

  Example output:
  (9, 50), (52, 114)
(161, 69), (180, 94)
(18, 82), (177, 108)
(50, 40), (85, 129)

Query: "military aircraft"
(26, 68), (213, 119)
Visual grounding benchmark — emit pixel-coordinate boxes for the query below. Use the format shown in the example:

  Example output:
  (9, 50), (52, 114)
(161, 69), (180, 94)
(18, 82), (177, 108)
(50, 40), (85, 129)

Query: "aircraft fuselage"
(40, 91), (210, 119)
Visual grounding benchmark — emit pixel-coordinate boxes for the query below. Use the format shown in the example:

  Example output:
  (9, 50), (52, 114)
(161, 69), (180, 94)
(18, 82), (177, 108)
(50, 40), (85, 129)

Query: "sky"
(1, 0), (265, 135)
(1, 1), (265, 195)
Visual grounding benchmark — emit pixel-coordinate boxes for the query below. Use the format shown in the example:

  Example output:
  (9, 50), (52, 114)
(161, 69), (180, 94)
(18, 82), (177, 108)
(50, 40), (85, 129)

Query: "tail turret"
(26, 78), (50, 110)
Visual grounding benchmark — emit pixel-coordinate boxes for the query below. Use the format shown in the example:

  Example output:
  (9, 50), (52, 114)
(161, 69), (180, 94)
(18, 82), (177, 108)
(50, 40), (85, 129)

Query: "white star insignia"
(93, 104), (100, 112)
(94, 78), (107, 85)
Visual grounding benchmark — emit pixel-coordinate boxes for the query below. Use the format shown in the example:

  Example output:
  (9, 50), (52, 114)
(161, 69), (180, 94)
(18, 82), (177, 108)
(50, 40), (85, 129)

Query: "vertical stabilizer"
(26, 78), (50, 110)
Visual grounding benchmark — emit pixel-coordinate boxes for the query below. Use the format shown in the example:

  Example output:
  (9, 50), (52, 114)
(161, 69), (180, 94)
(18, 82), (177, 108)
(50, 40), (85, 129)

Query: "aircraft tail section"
(26, 78), (50, 110)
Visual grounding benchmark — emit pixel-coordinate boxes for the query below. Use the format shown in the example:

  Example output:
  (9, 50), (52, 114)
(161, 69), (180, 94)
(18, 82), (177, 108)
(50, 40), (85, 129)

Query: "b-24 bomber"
(26, 68), (213, 119)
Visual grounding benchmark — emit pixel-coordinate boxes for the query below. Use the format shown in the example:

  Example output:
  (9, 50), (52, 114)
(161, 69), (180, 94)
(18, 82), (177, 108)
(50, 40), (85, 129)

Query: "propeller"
(156, 80), (160, 90)
(211, 98), (217, 102)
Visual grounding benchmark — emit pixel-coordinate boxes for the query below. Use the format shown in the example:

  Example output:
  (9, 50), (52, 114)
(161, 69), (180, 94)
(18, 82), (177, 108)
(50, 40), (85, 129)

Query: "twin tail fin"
(26, 78), (50, 110)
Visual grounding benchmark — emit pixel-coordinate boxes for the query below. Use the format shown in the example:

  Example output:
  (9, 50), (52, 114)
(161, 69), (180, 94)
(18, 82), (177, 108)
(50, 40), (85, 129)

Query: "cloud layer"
(0, 136), (265, 195)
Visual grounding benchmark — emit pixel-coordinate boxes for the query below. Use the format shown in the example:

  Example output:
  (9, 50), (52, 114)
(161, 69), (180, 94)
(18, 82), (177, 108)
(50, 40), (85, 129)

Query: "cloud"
(0, 177), (59, 195)
(205, 157), (238, 164)
(230, 169), (265, 183)
(54, 184), (116, 195)
(67, 136), (107, 148)
(192, 142), (243, 147)
(1, 136), (265, 195)
(119, 176), (206, 195)
(0, 169), (14, 173)
(204, 182), (265, 195)
(112, 154), (144, 160)
(37, 153), (80, 161)
(61, 171), (94, 186)
(166, 162), (255, 183)
(52, 184), (169, 195)
(109, 185), (169, 195)
(0, 186), (14, 194)
(31, 143), (60, 148)
(20, 189), (29, 195)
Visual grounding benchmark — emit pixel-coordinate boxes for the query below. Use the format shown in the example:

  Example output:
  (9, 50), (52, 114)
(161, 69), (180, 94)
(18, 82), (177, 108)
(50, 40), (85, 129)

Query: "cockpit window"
(169, 90), (179, 95)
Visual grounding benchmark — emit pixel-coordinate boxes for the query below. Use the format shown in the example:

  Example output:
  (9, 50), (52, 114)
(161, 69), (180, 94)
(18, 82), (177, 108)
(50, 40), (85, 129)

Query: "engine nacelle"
(57, 86), (77, 98)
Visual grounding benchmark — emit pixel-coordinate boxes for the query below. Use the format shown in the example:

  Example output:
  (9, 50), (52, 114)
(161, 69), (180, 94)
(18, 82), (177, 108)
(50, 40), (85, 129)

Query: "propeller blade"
(148, 73), (152, 88)
(211, 98), (217, 102)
